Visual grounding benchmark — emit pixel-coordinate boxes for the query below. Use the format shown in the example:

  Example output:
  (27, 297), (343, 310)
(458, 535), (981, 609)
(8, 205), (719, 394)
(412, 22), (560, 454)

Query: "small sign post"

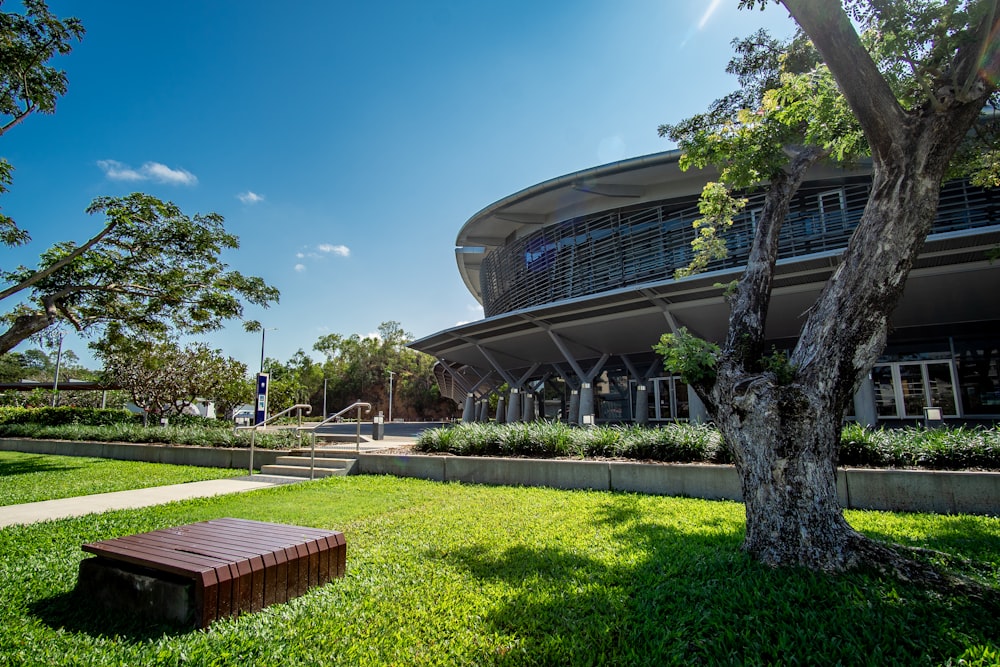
(255, 373), (269, 425)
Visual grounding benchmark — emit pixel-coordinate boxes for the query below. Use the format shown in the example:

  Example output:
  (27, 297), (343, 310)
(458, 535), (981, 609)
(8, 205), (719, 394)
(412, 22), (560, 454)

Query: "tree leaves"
(0, 193), (280, 353)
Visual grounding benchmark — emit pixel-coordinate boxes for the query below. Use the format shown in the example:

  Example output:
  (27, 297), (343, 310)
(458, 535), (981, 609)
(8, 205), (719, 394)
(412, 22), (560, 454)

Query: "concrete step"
(273, 455), (353, 469)
(258, 464), (350, 478)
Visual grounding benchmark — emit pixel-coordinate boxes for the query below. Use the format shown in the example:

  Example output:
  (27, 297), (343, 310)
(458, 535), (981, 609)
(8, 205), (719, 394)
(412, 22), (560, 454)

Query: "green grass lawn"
(0, 475), (998, 666)
(0, 451), (244, 506)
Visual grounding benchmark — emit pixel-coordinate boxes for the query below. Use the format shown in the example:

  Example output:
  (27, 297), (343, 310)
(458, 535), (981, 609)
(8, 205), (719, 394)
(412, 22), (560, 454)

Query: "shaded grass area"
(1, 476), (998, 665)
(0, 451), (244, 506)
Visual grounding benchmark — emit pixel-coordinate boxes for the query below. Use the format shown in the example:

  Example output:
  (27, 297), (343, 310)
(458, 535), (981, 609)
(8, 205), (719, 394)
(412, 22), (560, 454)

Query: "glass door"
(871, 361), (960, 419)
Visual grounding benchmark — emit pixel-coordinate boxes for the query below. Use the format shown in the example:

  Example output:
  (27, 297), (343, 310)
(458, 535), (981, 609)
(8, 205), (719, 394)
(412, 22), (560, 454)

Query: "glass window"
(955, 342), (1000, 415)
(925, 362), (958, 415)
(898, 363), (926, 418)
(872, 365), (898, 418)
(872, 361), (961, 419)
(674, 380), (690, 420)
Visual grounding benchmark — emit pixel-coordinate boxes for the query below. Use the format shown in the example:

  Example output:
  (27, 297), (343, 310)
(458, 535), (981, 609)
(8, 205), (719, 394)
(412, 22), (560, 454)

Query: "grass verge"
(0, 451), (244, 506)
(0, 475), (997, 665)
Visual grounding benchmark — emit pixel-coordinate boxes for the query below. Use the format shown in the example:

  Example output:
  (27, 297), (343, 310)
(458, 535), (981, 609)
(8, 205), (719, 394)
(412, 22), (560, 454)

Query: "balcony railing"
(480, 177), (1000, 317)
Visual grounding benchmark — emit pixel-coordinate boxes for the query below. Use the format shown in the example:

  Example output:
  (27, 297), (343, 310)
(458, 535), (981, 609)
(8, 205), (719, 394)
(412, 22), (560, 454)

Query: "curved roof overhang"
(420, 225), (1000, 381)
(454, 150), (870, 304)
(456, 151), (695, 302)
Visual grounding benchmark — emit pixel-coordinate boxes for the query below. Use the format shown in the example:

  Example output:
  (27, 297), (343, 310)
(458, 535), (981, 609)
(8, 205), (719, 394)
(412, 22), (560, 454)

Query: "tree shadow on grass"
(0, 454), (78, 477)
(855, 512), (1000, 560)
(432, 493), (1000, 665)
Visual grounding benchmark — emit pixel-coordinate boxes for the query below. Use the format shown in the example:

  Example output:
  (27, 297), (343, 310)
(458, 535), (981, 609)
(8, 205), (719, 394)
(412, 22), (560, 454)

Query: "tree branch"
(725, 145), (827, 366)
(0, 219), (119, 302)
(781, 0), (907, 163)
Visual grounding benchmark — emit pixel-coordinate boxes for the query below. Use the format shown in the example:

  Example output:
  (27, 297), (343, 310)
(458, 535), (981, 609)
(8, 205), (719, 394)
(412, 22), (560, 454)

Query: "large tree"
(658, 0), (1000, 578)
(0, 193), (280, 353)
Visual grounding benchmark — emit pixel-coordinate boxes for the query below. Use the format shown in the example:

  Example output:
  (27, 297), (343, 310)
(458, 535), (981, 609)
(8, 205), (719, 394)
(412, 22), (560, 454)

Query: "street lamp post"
(259, 327), (277, 374)
(50, 332), (64, 408)
(387, 370), (395, 423)
(323, 378), (329, 419)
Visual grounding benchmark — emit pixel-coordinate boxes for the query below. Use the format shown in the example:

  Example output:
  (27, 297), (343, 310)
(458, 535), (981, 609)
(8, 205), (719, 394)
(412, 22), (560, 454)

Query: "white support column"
(688, 386), (708, 424)
(568, 389), (580, 424)
(523, 392), (535, 422)
(579, 382), (595, 426)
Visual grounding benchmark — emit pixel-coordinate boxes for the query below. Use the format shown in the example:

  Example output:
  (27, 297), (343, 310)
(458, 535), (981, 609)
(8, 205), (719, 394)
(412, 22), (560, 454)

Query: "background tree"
(310, 321), (457, 421)
(657, 0), (1000, 579)
(97, 336), (249, 425)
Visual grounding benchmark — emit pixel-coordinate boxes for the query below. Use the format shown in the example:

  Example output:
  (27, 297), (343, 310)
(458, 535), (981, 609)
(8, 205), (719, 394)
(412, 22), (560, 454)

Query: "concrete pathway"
(0, 475), (304, 528)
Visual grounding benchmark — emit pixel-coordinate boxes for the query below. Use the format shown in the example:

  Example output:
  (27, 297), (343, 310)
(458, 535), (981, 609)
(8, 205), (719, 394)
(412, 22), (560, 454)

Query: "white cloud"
(294, 243), (351, 271)
(97, 159), (197, 185)
(456, 303), (484, 326)
(317, 243), (351, 257)
(96, 159), (143, 181)
(238, 191), (264, 204)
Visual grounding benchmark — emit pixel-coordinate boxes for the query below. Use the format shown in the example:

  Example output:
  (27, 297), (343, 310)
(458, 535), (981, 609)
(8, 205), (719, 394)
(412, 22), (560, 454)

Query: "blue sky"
(2, 0), (796, 371)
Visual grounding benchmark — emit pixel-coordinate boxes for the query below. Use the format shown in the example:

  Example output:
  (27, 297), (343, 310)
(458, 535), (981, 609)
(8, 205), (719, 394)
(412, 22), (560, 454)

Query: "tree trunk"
(708, 126), (971, 571)
(712, 363), (863, 570)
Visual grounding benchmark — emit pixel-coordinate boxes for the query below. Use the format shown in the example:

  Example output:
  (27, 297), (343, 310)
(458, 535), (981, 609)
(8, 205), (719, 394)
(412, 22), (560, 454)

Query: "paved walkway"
(0, 475), (304, 528)
(0, 434), (421, 529)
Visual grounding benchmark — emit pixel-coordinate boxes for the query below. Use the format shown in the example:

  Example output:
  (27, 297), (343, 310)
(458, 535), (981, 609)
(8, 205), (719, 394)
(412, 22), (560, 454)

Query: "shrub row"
(0, 406), (138, 427)
(415, 421), (729, 463)
(0, 422), (303, 450)
(840, 423), (1000, 470)
(416, 421), (1000, 470)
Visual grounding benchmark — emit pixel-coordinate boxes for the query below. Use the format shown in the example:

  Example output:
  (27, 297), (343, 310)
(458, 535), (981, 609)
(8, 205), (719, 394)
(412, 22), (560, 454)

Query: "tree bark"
(703, 0), (1000, 574)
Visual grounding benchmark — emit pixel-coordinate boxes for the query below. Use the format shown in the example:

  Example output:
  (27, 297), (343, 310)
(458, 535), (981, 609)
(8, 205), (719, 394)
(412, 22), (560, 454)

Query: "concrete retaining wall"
(0, 438), (284, 471)
(357, 453), (1000, 516)
(3, 438), (997, 515)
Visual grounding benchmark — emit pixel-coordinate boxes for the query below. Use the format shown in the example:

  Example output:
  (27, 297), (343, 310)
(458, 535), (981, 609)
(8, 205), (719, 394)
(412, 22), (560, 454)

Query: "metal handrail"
(235, 403), (312, 475)
(296, 402), (372, 480)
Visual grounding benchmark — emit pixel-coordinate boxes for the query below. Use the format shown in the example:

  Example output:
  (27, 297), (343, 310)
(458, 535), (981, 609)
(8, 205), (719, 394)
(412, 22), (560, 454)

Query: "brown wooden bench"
(75, 517), (346, 628)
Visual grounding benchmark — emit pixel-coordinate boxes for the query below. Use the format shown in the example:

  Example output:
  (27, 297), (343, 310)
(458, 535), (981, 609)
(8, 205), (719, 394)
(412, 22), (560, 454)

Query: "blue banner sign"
(255, 373), (269, 425)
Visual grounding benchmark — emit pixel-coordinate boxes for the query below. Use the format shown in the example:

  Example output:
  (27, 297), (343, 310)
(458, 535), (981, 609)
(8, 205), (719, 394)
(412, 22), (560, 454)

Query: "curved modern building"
(410, 150), (1000, 426)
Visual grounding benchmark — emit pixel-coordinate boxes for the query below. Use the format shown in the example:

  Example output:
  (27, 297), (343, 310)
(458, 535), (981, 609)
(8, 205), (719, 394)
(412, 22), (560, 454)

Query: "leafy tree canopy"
(0, 193), (280, 354)
(96, 334), (249, 421)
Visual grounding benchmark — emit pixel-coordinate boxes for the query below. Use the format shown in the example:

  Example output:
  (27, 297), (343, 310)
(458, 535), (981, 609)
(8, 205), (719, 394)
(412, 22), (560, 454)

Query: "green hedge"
(0, 406), (138, 427)
(417, 421), (1000, 470)
(416, 422), (727, 462)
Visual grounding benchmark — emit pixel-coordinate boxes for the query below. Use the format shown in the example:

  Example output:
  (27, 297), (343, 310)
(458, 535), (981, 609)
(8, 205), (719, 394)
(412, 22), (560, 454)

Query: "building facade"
(410, 151), (1000, 426)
